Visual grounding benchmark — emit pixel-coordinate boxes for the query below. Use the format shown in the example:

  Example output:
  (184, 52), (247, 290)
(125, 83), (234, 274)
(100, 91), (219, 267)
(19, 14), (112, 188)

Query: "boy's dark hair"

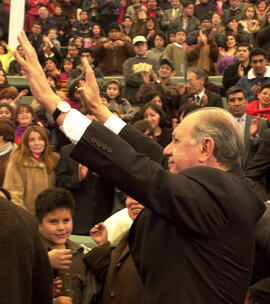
(80, 9), (89, 16)
(0, 119), (15, 142)
(123, 16), (133, 22)
(80, 48), (94, 57)
(32, 21), (41, 27)
(175, 28), (186, 35)
(45, 72), (58, 85)
(237, 43), (252, 53)
(250, 48), (268, 61)
(182, 1), (193, 8)
(35, 187), (75, 222)
(48, 27), (58, 34)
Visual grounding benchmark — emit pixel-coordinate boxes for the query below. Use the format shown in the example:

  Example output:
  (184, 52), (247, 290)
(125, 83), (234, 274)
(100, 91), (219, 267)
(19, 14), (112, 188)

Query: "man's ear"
(199, 137), (215, 162)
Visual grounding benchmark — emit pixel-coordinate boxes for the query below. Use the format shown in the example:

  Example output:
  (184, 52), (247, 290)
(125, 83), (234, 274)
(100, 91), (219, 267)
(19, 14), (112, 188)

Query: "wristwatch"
(52, 101), (71, 121)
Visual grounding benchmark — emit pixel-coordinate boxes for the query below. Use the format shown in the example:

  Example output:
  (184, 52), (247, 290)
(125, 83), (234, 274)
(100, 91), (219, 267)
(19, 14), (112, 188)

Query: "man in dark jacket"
(178, 67), (223, 109)
(14, 32), (266, 304)
(222, 43), (251, 95)
(70, 10), (93, 38)
(93, 22), (135, 76)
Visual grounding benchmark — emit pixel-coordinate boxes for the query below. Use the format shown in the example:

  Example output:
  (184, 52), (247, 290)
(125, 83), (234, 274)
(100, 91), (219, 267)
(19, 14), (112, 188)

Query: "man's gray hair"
(185, 67), (207, 81)
(190, 108), (244, 169)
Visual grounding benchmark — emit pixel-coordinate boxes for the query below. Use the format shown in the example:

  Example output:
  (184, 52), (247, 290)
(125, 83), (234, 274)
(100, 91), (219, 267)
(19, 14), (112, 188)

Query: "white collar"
(173, 42), (183, 48)
(247, 66), (270, 80)
(233, 113), (246, 122)
(195, 90), (205, 99)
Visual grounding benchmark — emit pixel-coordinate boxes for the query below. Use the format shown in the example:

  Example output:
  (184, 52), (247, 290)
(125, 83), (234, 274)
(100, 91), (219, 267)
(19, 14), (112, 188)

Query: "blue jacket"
(236, 66), (270, 102)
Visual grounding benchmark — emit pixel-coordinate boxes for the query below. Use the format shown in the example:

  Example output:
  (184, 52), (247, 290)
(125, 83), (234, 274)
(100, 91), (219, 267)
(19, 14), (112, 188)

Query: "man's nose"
(163, 141), (173, 155)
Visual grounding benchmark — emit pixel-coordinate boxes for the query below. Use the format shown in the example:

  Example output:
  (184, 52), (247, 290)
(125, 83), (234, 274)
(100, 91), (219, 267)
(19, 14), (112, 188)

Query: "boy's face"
(175, 31), (186, 44)
(48, 29), (57, 39)
(39, 208), (73, 248)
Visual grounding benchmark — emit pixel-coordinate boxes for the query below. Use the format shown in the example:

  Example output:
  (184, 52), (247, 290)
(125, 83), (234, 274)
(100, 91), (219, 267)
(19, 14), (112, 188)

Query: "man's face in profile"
(186, 72), (204, 95)
(163, 113), (202, 174)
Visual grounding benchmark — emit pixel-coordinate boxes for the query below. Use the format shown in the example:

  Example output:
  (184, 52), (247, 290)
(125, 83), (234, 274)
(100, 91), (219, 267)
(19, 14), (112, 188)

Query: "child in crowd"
(162, 29), (188, 76)
(47, 27), (61, 51)
(0, 41), (13, 72)
(14, 104), (38, 145)
(0, 88), (28, 109)
(104, 80), (135, 122)
(58, 59), (74, 97)
(35, 187), (87, 304)
(0, 104), (13, 121)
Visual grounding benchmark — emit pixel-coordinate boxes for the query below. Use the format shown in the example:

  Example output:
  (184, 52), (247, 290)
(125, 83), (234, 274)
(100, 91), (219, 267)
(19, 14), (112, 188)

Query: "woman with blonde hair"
(3, 125), (59, 213)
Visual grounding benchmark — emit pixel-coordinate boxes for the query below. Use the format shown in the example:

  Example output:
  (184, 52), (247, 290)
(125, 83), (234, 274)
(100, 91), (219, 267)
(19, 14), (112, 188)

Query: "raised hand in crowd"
(149, 69), (158, 82)
(90, 222), (108, 246)
(141, 71), (151, 84)
(14, 31), (62, 114)
(103, 41), (115, 50)
(251, 82), (262, 97)
(238, 64), (245, 78)
(249, 116), (261, 138)
(177, 84), (187, 96)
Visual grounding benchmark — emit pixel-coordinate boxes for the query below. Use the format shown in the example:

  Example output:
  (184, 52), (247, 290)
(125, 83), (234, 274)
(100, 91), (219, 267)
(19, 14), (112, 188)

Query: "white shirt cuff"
(104, 114), (127, 134)
(60, 109), (91, 144)
(60, 111), (127, 145)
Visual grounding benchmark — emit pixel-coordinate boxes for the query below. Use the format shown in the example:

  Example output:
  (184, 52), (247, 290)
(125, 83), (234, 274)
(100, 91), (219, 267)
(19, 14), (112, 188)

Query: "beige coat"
(3, 156), (57, 213)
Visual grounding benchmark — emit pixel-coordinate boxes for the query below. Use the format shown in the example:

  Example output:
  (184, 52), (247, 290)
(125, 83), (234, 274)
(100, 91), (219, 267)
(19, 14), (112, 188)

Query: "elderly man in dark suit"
(14, 31), (266, 304)
(179, 67), (223, 110)
(225, 86), (268, 169)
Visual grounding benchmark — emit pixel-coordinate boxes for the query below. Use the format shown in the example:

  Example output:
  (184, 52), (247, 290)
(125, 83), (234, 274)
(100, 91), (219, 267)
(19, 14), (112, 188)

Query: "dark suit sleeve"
(223, 64), (239, 91)
(246, 129), (270, 201)
(249, 204), (270, 303)
(207, 90), (223, 108)
(119, 124), (168, 167)
(70, 121), (233, 236)
(55, 145), (82, 190)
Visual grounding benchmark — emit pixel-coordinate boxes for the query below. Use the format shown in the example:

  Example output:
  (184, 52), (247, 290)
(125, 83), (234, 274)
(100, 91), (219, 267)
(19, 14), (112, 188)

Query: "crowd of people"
(0, 0), (270, 303)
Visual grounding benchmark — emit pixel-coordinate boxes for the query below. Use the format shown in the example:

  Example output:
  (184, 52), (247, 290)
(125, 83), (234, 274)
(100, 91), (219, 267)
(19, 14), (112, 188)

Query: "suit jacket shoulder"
(205, 89), (223, 108)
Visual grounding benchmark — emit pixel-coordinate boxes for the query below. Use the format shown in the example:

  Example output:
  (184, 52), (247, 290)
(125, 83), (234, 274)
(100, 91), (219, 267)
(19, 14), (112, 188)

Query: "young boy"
(162, 29), (188, 76)
(47, 27), (61, 51)
(35, 187), (87, 304)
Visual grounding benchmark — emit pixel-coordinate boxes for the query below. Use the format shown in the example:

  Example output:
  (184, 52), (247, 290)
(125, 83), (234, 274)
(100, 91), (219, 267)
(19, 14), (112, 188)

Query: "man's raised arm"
(14, 31), (113, 127)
